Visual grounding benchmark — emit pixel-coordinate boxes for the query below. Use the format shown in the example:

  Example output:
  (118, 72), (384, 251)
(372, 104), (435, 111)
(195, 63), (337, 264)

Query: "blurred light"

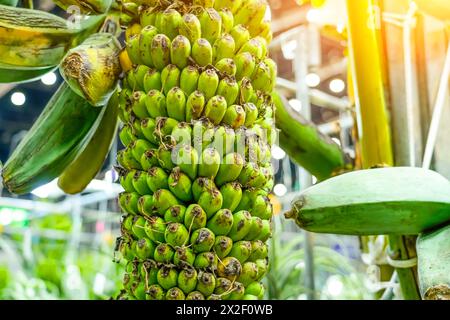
(41, 72), (57, 86)
(332, 137), (341, 146)
(264, 6), (272, 21)
(11, 92), (26, 106)
(306, 9), (321, 23)
(312, 176), (317, 184)
(273, 183), (287, 197)
(281, 39), (297, 60)
(272, 145), (286, 160)
(0, 208), (28, 226)
(337, 22), (345, 34)
(93, 273), (106, 295)
(305, 73), (321, 87)
(289, 99), (302, 112)
(329, 78), (345, 93)
(104, 169), (118, 183)
(326, 275), (344, 297)
(31, 179), (61, 198)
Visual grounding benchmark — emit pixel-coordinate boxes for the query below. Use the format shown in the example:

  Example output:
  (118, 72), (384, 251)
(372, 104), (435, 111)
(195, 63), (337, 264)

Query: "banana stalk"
(58, 90), (119, 194)
(272, 91), (348, 181)
(0, 5), (105, 68)
(53, 0), (113, 14)
(60, 32), (122, 106)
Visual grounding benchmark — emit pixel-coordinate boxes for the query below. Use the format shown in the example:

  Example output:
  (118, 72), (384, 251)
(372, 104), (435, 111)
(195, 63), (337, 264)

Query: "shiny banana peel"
(60, 32), (122, 106)
(417, 224), (450, 300)
(285, 167), (450, 235)
(1, 83), (104, 194)
(53, 0), (113, 14)
(0, 5), (105, 68)
(58, 90), (119, 194)
(0, 65), (57, 84)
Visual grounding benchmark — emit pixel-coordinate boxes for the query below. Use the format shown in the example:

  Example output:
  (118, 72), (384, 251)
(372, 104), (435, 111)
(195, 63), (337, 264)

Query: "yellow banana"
(60, 32), (122, 106)
(58, 91), (119, 194)
(0, 4), (105, 68)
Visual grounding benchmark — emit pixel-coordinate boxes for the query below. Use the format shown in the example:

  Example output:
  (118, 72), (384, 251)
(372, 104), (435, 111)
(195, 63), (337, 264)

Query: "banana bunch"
(285, 167), (450, 235)
(114, 0), (275, 300)
(60, 32), (122, 106)
(0, 4), (105, 70)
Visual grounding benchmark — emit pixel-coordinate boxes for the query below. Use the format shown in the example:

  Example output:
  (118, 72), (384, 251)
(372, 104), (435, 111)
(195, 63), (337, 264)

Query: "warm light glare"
(264, 6), (272, 21)
(11, 92), (26, 106)
(306, 9), (321, 23)
(326, 276), (344, 296)
(273, 184), (288, 197)
(272, 145), (286, 160)
(281, 39), (297, 60)
(41, 72), (57, 86)
(332, 137), (341, 146)
(329, 78), (345, 93)
(305, 73), (321, 87)
(289, 99), (302, 112)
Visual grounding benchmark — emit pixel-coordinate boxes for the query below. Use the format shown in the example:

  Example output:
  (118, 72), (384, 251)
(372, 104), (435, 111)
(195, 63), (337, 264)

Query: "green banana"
(285, 167), (450, 235)
(52, 0), (112, 14)
(1, 83), (103, 194)
(0, 5), (105, 68)
(417, 224), (450, 300)
(60, 32), (122, 106)
(58, 90), (119, 194)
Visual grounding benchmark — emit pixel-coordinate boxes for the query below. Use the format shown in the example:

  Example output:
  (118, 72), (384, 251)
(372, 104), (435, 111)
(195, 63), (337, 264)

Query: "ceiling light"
(288, 99), (302, 112)
(305, 73), (321, 87)
(41, 72), (57, 86)
(272, 145), (286, 160)
(273, 183), (288, 197)
(11, 92), (26, 106)
(329, 78), (345, 93)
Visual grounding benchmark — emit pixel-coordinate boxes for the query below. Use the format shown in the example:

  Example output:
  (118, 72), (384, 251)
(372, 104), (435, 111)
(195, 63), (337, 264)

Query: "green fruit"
(137, 194), (155, 216)
(245, 216), (264, 241)
(165, 222), (190, 247)
(180, 66), (200, 96)
(170, 35), (191, 69)
(198, 68), (219, 100)
(228, 210), (252, 241)
(215, 277), (232, 299)
(220, 182), (242, 212)
(186, 291), (205, 300)
(174, 246), (196, 266)
(203, 95), (227, 125)
(146, 284), (165, 300)
(192, 177), (216, 202)
(151, 34), (171, 71)
(131, 170), (152, 195)
(193, 252), (218, 269)
(160, 9), (182, 40)
(154, 243), (175, 264)
(140, 149), (159, 171)
(178, 267), (198, 294)
(145, 90), (167, 118)
(198, 188), (223, 218)
(168, 167), (193, 202)
(207, 208), (234, 236)
(166, 287), (186, 300)
(179, 13), (201, 43)
(229, 240), (252, 263)
(192, 38), (213, 67)
(144, 216), (166, 243)
(196, 271), (216, 297)
(174, 144), (199, 180)
(238, 262), (259, 286)
(164, 205), (187, 224)
(228, 282), (245, 300)
(157, 266), (178, 290)
(184, 204), (208, 231)
(213, 34), (235, 63)
(190, 228), (216, 253)
(215, 153), (244, 186)
(153, 189), (180, 215)
(143, 69), (162, 92)
(215, 58), (237, 76)
(147, 166), (169, 193)
(161, 64), (181, 95)
(217, 78), (239, 106)
(131, 216), (147, 238)
(217, 257), (242, 281)
(135, 238), (155, 260)
(213, 235), (233, 259)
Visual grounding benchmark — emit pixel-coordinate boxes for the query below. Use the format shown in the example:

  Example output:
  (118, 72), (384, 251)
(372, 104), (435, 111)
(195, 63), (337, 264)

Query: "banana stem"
(346, 0), (420, 299)
(272, 92), (349, 181)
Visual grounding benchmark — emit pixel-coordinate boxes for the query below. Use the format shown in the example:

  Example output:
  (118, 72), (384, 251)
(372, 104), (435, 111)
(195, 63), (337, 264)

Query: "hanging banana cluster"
(115, 0), (276, 300)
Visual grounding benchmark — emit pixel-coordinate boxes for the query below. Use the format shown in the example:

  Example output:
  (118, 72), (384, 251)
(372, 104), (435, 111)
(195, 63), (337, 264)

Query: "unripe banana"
(140, 7), (157, 27)
(203, 95), (227, 125)
(234, 52), (256, 81)
(239, 37), (265, 60)
(165, 205), (187, 224)
(215, 153), (244, 186)
(234, 0), (267, 30)
(220, 181), (242, 211)
(131, 91), (150, 119)
(230, 24), (250, 52)
(199, 8), (222, 44)
(140, 118), (158, 145)
(166, 287), (185, 300)
(145, 90), (167, 118)
(147, 166), (169, 193)
(160, 9), (182, 40)
(139, 25), (158, 67)
(198, 68), (219, 100)
(198, 188), (223, 218)
(219, 9), (234, 33)
(222, 104), (246, 129)
(180, 66), (200, 96)
(214, 0), (243, 13)
(161, 64), (181, 95)
(213, 34), (236, 63)
(166, 87), (187, 122)
(207, 208), (234, 235)
(184, 204), (208, 231)
(133, 65), (150, 91)
(170, 35), (192, 69)
(199, 148), (222, 178)
(217, 77), (239, 106)
(215, 58), (237, 76)
(238, 77), (255, 104)
(213, 236), (233, 259)
(151, 34), (171, 71)
(168, 167), (194, 202)
(127, 34), (143, 65)
(180, 13), (202, 44)
(174, 144), (199, 180)
(192, 38), (213, 67)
